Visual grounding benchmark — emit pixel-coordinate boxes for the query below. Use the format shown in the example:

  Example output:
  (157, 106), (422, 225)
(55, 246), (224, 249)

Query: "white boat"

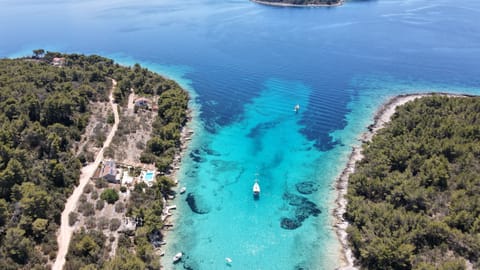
(179, 186), (186, 194)
(225, 257), (233, 264)
(253, 180), (260, 198)
(294, 104), (300, 113)
(173, 252), (183, 263)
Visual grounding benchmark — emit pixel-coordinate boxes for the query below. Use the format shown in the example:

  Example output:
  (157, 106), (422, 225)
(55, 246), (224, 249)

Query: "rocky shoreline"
(333, 92), (473, 270)
(166, 108), (195, 183)
(158, 108), (195, 258)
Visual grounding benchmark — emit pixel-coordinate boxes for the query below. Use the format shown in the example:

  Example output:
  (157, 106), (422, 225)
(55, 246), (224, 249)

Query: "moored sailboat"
(253, 175), (260, 199)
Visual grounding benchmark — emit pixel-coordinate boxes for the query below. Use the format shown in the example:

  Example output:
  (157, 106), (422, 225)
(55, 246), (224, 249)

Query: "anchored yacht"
(294, 104), (300, 113)
(253, 176), (260, 199)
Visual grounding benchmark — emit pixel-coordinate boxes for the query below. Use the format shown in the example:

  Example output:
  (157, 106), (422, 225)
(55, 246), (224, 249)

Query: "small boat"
(179, 186), (187, 194)
(173, 252), (183, 263)
(225, 257), (233, 265)
(253, 177), (260, 199)
(294, 104), (300, 113)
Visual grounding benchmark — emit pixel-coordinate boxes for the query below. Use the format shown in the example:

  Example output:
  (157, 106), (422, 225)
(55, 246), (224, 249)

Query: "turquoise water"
(168, 79), (341, 269)
(1, 0), (480, 269)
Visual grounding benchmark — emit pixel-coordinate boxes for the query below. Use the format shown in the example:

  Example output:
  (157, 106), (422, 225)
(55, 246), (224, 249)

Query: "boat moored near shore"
(173, 252), (183, 264)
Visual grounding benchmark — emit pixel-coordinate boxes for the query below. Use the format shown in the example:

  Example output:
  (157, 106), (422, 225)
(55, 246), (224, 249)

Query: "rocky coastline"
(158, 108), (195, 257)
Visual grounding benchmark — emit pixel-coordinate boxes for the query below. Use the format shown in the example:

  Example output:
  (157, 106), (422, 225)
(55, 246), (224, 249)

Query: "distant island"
(252, 0), (343, 7)
(336, 94), (480, 269)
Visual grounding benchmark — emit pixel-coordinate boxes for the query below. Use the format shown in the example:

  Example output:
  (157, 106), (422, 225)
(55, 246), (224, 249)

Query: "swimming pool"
(144, 171), (154, 182)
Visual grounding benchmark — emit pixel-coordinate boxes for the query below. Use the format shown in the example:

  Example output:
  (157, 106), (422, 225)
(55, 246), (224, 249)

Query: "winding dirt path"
(52, 79), (120, 270)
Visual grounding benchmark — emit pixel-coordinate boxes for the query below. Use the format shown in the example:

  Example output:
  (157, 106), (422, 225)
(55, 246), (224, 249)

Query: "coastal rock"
(295, 181), (318, 194)
(294, 263), (309, 270)
(183, 264), (194, 270)
(280, 218), (301, 230)
(189, 149), (203, 163)
(185, 193), (210, 214)
(186, 169), (197, 177)
(201, 146), (219, 156)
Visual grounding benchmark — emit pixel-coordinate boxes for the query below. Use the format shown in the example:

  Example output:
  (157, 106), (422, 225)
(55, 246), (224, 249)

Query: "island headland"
(335, 93), (479, 269)
(251, 0), (343, 8)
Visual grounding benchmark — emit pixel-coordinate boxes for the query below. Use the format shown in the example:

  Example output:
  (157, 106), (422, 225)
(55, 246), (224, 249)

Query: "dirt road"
(52, 79), (119, 270)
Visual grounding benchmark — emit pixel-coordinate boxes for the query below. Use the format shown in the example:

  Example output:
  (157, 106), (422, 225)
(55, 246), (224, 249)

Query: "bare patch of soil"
(108, 93), (158, 165)
(74, 101), (113, 161)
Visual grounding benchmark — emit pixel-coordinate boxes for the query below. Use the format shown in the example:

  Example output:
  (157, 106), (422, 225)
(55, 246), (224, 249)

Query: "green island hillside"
(346, 96), (480, 269)
(0, 51), (188, 269)
(253, 0), (342, 6)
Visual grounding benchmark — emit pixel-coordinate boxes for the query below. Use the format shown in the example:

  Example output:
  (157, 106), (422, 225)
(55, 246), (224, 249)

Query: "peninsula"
(0, 51), (189, 269)
(252, 0), (343, 7)
(335, 94), (480, 269)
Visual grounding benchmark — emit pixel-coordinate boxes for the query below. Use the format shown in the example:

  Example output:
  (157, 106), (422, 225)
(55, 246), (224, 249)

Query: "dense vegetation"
(139, 78), (189, 172)
(0, 51), (189, 269)
(255, 0), (341, 6)
(346, 96), (480, 269)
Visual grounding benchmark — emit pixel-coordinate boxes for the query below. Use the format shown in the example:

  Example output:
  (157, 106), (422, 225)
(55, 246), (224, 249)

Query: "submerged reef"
(185, 193), (210, 214)
(281, 192), (321, 230)
(295, 181), (319, 194)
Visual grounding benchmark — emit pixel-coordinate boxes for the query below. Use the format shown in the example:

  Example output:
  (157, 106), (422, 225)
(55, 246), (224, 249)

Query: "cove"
(163, 79), (341, 269)
(1, 0), (480, 269)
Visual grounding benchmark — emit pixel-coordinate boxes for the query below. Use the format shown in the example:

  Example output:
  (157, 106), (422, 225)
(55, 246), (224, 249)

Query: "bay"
(1, 0), (480, 269)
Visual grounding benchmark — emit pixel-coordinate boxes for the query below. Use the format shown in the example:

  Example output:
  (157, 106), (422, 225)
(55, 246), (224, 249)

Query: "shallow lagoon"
(1, 0), (480, 269)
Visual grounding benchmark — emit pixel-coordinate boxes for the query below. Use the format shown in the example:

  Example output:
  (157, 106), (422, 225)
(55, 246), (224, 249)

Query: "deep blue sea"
(1, 0), (480, 269)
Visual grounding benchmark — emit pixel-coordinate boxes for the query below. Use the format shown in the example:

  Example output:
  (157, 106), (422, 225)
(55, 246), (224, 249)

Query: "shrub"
(85, 217), (96, 230)
(95, 134), (106, 147)
(110, 218), (121, 231)
(69, 212), (78, 226)
(115, 202), (125, 213)
(120, 186), (127, 193)
(117, 234), (132, 249)
(78, 153), (87, 165)
(101, 189), (119, 204)
(96, 199), (105, 211)
(91, 190), (99, 200)
(104, 147), (114, 158)
(80, 202), (95, 217)
(84, 151), (95, 162)
(79, 194), (87, 203)
(107, 112), (115, 124)
(95, 178), (107, 189)
(83, 184), (93, 194)
(49, 250), (56, 260)
(136, 141), (145, 150)
(97, 217), (109, 230)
